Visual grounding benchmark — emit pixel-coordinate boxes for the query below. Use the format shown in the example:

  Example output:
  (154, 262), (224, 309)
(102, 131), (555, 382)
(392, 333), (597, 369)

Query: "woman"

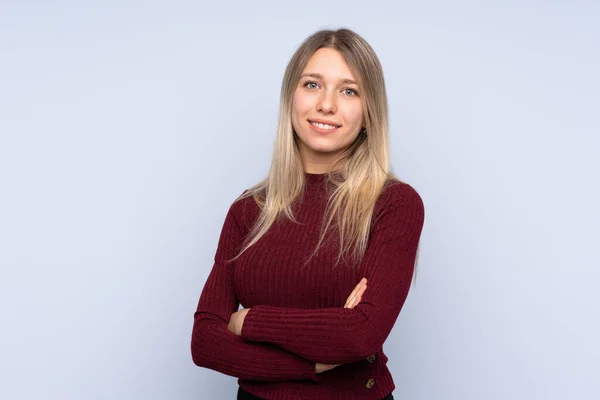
(191, 28), (425, 399)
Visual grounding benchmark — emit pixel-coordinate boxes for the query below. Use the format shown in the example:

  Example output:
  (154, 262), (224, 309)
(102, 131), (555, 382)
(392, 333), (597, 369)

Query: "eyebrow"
(300, 73), (358, 85)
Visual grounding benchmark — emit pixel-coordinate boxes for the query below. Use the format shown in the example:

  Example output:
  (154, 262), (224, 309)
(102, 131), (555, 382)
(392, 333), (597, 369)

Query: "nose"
(317, 88), (337, 114)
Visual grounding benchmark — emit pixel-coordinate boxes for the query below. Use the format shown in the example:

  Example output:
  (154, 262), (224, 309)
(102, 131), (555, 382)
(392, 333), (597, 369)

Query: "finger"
(344, 278), (367, 308)
(359, 282), (367, 296)
(346, 280), (367, 307)
(344, 293), (355, 308)
(344, 289), (360, 308)
(345, 279), (365, 305)
(345, 293), (356, 308)
(347, 295), (360, 308)
(351, 283), (368, 308)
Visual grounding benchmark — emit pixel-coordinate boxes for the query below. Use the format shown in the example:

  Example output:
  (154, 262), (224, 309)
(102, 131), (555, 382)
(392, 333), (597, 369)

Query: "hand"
(316, 278), (368, 374)
(228, 308), (250, 336)
(316, 362), (340, 374)
(344, 277), (367, 309)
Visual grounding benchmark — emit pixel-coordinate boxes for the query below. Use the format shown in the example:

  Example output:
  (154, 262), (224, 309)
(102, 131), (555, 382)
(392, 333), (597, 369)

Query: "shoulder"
(227, 188), (261, 231)
(378, 179), (424, 214)
(365, 180), (425, 250)
(371, 179), (425, 230)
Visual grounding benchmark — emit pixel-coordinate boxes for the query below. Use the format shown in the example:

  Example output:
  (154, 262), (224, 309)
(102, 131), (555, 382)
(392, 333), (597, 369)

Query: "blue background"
(1, 1), (598, 399)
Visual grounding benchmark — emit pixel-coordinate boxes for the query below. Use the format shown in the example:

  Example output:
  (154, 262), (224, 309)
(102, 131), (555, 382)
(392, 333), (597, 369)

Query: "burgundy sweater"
(191, 172), (425, 399)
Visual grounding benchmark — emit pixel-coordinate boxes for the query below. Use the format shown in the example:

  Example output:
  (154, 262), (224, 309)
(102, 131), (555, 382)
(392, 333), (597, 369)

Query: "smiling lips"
(308, 119), (341, 133)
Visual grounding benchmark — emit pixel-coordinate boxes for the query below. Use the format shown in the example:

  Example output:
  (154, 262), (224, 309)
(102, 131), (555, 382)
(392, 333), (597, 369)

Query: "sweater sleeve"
(190, 194), (322, 382)
(240, 183), (425, 364)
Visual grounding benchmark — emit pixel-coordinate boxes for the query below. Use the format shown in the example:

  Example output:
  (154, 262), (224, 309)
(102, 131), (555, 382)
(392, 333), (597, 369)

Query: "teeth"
(311, 121), (338, 129)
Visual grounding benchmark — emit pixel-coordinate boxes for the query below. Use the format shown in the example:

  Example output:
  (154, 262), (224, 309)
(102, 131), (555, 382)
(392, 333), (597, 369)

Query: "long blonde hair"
(230, 28), (418, 277)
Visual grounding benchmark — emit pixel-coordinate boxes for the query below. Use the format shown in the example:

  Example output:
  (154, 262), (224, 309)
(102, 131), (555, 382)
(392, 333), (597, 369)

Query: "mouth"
(308, 119), (341, 134)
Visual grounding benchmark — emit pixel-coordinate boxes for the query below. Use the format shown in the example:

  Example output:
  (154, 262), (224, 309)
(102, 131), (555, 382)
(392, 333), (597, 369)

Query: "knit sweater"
(191, 171), (425, 400)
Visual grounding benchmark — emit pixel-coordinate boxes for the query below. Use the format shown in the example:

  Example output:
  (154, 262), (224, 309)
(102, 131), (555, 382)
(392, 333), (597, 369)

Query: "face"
(291, 47), (365, 173)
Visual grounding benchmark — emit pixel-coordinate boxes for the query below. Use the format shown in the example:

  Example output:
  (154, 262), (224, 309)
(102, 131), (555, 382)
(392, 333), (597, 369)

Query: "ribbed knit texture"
(191, 172), (425, 400)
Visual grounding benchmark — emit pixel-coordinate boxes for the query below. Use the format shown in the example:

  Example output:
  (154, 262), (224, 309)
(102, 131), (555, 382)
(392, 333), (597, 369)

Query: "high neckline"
(304, 171), (328, 183)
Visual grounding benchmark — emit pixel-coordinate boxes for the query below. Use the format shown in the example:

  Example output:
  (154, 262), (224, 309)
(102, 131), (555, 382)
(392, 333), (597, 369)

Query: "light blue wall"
(1, 1), (598, 399)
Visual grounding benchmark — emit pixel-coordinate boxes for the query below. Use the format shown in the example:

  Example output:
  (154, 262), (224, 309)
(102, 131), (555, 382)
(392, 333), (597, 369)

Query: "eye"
(344, 88), (358, 96)
(303, 81), (319, 89)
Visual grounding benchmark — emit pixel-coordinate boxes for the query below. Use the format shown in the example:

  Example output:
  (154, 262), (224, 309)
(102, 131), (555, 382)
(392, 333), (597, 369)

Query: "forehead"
(302, 48), (356, 81)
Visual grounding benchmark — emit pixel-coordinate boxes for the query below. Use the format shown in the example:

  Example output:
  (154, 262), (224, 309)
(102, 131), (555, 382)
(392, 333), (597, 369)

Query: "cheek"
(346, 103), (364, 126)
(292, 94), (309, 132)
(292, 92), (312, 115)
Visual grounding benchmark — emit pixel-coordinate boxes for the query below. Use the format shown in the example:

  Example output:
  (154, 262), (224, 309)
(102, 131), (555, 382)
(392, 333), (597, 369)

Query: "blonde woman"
(191, 28), (424, 400)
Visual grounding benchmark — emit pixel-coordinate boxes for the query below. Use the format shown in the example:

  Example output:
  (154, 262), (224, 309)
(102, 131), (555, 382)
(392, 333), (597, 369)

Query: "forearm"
(240, 304), (391, 364)
(192, 312), (321, 382)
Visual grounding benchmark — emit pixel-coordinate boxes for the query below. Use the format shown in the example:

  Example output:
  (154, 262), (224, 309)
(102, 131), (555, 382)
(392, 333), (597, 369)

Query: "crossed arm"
(191, 184), (424, 377)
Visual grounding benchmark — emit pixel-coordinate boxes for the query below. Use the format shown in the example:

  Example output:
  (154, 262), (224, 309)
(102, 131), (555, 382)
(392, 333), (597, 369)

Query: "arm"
(191, 195), (321, 382)
(240, 183), (425, 365)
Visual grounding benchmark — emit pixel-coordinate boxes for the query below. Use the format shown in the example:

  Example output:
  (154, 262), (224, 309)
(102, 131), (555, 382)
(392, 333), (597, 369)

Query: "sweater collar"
(304, 171), (327, 183)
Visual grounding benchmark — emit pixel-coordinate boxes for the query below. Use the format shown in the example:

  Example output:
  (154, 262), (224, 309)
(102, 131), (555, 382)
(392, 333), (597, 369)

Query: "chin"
(306, 143), (343, 154)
